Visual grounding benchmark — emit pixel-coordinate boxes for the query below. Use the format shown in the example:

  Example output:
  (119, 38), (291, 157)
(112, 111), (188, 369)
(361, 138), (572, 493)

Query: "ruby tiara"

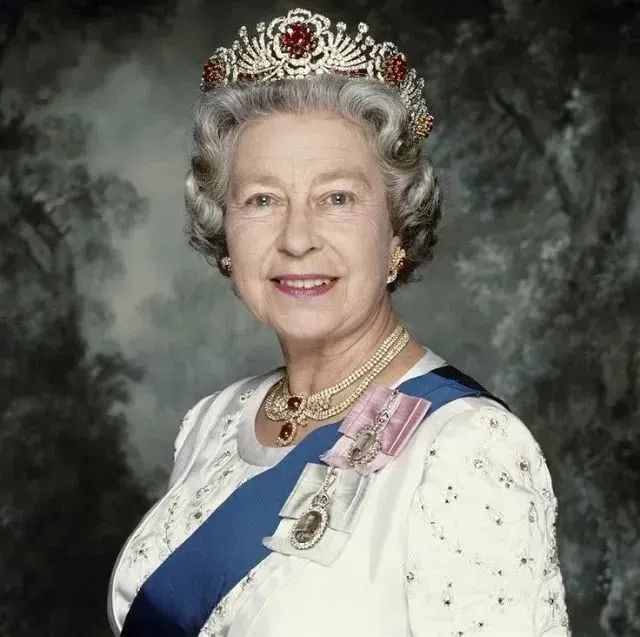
(200, 7), (435, 141)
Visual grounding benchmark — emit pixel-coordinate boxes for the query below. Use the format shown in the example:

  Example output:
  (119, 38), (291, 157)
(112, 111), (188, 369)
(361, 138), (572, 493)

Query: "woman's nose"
(276, 202), (320, 257)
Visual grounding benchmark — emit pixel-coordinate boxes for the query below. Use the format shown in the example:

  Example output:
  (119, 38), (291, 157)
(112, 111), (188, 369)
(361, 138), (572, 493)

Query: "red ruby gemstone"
(202, 57), (226, 84)
(383, 54), (408, 85)
(280, 421), (294, 441)
(279, 22), (317, 58)
(287, 396), (302, 411)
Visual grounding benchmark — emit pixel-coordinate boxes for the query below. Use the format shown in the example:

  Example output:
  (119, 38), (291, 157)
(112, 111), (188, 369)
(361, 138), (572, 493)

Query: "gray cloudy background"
(1, 0), (638, 635)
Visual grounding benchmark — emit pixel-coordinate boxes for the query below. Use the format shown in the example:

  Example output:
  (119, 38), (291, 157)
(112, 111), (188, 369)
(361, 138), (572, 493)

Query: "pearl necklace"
(265, 323), (410, 446)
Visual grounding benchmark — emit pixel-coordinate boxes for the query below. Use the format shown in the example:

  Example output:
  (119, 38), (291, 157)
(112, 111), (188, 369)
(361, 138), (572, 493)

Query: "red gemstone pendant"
(287, 396), (302, 411)
(277, 421), (297, 446)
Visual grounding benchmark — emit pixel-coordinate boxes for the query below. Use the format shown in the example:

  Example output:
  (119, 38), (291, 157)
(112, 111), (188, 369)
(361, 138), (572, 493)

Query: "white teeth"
(278, 278), (332, 289)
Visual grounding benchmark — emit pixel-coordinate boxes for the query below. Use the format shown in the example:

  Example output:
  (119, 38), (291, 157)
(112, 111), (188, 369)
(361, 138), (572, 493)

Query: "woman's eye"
(326, 192), (351, 206)
(247, 194), (272, 208)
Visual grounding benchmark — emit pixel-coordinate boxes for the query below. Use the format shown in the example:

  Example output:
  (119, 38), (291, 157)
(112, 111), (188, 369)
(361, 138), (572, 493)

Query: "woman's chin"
(273, 318), (340, 343)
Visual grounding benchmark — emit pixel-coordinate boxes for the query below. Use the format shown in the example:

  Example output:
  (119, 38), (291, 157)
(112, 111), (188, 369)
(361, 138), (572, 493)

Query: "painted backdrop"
(1, 0), (638, 635)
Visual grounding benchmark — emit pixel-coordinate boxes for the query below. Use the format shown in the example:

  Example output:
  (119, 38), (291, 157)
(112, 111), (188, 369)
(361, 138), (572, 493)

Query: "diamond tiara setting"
(200, 7), (435, 141)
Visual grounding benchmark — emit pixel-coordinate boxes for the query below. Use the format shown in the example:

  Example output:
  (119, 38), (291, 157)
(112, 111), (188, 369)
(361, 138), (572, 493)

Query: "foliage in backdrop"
(382, 2), (640, 635)
(0, 1), (172, 633)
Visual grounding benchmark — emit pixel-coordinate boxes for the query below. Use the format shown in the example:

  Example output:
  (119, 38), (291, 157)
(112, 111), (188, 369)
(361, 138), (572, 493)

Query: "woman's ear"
(389, 235), (402, 259)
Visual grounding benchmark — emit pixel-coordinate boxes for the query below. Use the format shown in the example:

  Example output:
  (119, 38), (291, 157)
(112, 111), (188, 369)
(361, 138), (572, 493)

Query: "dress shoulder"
(108, 368), (280, 635)
(404, 398), (571, 636)
(169, 368), (282, 487)
(172, 393), (221, 460)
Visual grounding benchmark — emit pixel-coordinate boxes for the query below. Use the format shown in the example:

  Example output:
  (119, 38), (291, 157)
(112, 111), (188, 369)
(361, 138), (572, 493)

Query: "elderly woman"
(108, 8), (571, 637)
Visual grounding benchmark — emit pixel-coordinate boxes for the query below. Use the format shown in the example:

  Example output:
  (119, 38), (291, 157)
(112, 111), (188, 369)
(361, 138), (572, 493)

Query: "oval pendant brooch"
(290, 466), (337, 550)
(347, 425), (382, 465)
(346, 391), (399, 467)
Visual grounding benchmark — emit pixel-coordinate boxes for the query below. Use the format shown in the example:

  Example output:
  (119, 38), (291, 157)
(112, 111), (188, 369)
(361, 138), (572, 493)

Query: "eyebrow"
(230, 168), (372, 195)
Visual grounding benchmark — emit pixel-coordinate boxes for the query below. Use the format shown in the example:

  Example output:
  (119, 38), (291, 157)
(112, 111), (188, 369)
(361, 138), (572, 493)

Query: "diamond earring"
(386, 247), (406, 284)
(220, 255), (232, 274)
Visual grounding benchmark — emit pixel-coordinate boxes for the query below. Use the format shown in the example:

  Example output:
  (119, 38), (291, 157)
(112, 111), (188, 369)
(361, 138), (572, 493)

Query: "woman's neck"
(277, 311), (424, 399)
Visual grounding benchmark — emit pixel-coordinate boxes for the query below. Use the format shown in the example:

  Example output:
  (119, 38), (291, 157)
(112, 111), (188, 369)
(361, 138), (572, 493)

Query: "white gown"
(108, 346), (572, 636)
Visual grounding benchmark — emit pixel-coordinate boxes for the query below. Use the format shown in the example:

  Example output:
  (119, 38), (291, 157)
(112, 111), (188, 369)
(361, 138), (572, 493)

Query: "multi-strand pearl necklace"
(265, 323), (410, 446)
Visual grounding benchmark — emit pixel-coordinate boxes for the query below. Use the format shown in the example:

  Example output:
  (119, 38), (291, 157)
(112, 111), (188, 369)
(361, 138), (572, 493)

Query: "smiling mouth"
(271, 277), (339, 297)
(272, 277), (337, 289)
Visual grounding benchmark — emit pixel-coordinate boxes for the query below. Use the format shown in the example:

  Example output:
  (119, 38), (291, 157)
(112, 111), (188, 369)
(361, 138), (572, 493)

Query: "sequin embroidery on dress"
(404, 403), (571, 635)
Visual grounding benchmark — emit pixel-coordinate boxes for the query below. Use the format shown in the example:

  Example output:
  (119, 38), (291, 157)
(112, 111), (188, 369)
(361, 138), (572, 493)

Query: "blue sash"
(122, 365), (509, 636)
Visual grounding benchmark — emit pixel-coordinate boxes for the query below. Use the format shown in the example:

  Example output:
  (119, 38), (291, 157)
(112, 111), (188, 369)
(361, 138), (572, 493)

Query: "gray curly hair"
(184, 73), (442, 291)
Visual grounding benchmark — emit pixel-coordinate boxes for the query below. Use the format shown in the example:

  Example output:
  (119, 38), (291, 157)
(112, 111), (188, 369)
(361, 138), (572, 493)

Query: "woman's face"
(224, 110), (400, 344)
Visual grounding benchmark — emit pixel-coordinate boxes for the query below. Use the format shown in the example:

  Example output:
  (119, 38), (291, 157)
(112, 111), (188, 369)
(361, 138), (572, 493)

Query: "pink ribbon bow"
(319, 383), (431, 475)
